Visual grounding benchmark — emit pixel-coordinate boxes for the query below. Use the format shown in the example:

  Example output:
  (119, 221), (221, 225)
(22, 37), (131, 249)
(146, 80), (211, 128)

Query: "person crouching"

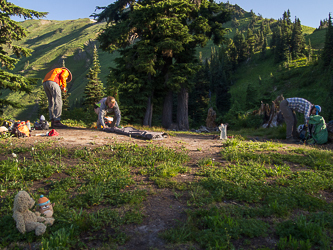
(94, 96), (121, 129)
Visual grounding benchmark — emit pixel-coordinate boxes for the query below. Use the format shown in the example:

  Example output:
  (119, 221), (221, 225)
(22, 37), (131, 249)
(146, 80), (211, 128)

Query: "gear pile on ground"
(104, 126), (168, 140)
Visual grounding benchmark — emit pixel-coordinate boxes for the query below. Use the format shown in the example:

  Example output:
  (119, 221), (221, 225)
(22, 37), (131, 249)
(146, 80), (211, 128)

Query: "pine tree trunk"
(143, 95), (153, 127)
(162, 91), (173, 129)
(177, 87), (189, 131)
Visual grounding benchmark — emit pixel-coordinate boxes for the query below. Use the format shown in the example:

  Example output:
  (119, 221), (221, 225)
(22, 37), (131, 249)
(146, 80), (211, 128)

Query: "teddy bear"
(36, 195), (55, 220)
(12, 191), (54, 236)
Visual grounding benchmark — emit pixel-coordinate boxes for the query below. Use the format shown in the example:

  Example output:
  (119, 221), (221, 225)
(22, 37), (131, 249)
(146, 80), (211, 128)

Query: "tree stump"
(206, 107), (216, 129)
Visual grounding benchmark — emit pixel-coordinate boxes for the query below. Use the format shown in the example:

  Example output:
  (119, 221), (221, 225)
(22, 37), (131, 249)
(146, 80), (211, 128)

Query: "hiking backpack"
(34, 120), (50, 130)
(307, 115), (328, 145)
(11, 121), (30, 138)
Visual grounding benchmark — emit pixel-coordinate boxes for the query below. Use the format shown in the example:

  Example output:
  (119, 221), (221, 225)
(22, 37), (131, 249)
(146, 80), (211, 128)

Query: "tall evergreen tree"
(61, 90), (71, 119)
(94, 0), (230, 129)
(291, 17), (305, 59)
(226, 38), (238, 70)
(280, 14), (292, 61)
(272, 10), (296, 63)
(246, 28), (256, 56)
(60, 60), (71, 118)
(261, 37), (267, 59)
(308, 39), (313, 61)
(37, 89), (49, 119)
(83, 45), (105, 109)
(188, 62), (210, 127)
(0, 1), (46, 114)
(233, 29), (247, 63)
(322, 13), (333, 68)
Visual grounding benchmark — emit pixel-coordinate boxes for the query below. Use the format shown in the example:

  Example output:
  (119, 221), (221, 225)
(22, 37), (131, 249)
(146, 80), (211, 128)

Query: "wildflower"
(12, 153), (17, 158)
(16, 159), (18, 163)
(31, 147), (34, 151)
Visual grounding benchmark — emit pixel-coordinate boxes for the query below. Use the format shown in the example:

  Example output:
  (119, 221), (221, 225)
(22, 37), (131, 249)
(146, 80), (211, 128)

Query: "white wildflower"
(31, 147), (34, 151)
(12, 153), (17, 158)
(16, 159), (18, 163)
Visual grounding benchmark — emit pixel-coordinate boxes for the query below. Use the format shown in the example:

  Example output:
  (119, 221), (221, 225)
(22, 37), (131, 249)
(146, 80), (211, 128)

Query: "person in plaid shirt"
(280, 97), (321, 141)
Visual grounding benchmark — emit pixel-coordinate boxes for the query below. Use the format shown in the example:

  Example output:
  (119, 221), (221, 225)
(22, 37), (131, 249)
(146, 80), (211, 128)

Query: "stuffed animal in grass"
(36, 195), (55, 219)
(12, 191), (54, 236)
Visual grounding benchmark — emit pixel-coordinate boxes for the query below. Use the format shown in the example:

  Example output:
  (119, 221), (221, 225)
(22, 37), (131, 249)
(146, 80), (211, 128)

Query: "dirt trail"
(26, 127), (223, 158)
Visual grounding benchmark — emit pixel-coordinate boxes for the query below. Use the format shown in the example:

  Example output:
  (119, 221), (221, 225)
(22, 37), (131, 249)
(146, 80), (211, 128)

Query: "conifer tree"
(94, 0), (230, 129)
(233, 29), (247, 63)
(37, 89), (49, 119)
(291, 17), (305, 59)
(261, 37), (267, 59)
(280, 15), (292, 61)
(272, 11), (295, 63)
(61, 91), (71, 119)
(308, 39), (313, 61)
(226, 38), (238, 70)
(83, 45), (105, 109)
(246, 28), (256, 56)
(0, 1), (47, 114)
(322, 13), (333, 68)
(61, 60), (71, 118)
(188, 62), (210, 127)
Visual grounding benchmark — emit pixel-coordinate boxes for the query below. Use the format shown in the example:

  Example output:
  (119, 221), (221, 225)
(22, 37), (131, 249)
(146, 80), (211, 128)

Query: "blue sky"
(10, 0), (332, 28)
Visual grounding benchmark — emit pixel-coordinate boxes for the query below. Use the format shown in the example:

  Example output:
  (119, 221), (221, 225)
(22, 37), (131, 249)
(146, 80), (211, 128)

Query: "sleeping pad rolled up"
(103, 127), (168, 140)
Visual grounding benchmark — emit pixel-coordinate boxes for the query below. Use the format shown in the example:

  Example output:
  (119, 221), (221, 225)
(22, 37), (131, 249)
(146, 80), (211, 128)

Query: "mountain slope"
(2, 6), (328, 122)
(3, 18), (119, 120)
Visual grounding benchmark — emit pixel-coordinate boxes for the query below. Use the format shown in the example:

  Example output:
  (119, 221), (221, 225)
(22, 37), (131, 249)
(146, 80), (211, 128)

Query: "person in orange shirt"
(42, 67), (72, 128)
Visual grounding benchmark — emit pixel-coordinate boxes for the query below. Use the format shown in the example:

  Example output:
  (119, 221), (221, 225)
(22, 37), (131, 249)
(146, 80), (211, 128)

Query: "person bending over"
(42, 67), (72, 128)
(94, 96), (121, 129)
(280, 97), (321, 141)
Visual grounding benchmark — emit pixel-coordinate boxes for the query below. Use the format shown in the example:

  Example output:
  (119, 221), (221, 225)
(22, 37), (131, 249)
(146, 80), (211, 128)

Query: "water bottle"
(26, 120), (31, 130)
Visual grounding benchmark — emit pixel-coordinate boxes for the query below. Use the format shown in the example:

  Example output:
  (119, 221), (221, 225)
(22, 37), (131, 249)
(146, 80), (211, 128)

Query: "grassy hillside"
(2, 18), (119, 121)
(1, 6), (329, 124)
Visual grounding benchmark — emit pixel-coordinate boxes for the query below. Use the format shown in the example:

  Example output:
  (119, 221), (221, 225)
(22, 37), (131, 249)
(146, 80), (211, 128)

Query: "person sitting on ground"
(280, 97), (321, 141)
(94, 96), (121, 129)
(42, 67), (72, 128)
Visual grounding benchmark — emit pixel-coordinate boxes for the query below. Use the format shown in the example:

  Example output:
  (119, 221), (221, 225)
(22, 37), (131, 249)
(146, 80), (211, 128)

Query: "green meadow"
(1, 135), (332, 249)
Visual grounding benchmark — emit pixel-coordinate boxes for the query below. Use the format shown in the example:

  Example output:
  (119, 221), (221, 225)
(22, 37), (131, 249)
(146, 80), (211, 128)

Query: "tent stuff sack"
(34, 120), (50, 130)
(104, 127), (168, 140)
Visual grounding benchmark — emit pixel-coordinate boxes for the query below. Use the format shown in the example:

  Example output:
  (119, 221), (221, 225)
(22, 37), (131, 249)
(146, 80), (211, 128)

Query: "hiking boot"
(51, 120), (68, 129)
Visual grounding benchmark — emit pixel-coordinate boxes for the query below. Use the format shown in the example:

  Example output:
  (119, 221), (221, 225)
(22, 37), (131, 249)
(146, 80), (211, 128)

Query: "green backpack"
(307, 115), (328, 145)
